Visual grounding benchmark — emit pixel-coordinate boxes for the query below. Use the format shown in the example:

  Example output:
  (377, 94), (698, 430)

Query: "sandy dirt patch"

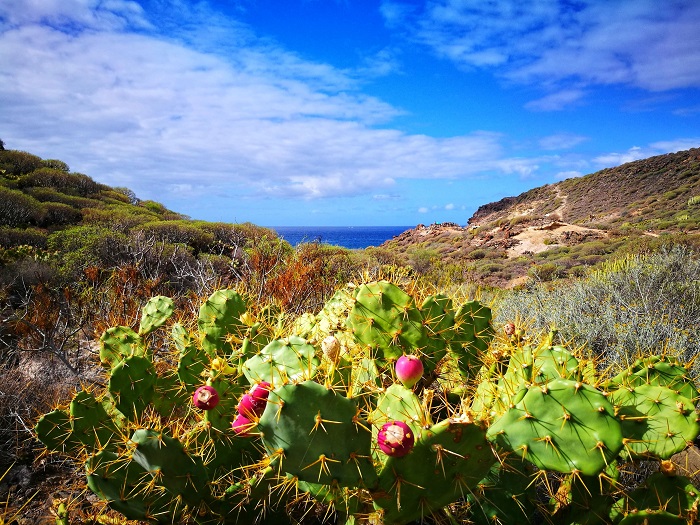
(507, 222), (606, 257)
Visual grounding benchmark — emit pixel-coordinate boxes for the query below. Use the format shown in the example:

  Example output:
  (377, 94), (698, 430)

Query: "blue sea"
(271, 226), (412, 249)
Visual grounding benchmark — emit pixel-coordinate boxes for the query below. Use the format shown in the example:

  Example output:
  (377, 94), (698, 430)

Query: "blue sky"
(1, 1), (699, 226)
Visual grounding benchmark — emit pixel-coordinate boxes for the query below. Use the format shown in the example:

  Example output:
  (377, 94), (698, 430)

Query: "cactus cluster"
(35, 280), (700, 524)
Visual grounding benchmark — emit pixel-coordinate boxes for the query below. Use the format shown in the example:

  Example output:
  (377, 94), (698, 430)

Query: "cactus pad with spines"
(373, 418), (496, 524)
(347, 281), (427, 362)
(610, 383), (700, 459)
(198, 289), (248, 358)
(138, 295), (174, 336)
(258, 380), (377, 488)
(108, 355), (156, 420)
(242, 336), (319, 386)
(487, 378), (624, 476)
(99, 325), (142, 368)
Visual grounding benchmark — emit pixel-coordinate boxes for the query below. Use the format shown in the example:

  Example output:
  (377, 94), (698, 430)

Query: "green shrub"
(47, 225), (130, 277)
(25, 187), (101, 208)
(18, 169), (105, 196)
(0, 186), (42, 226)
(0, 227), (48, 248)
(37, 202), (82, 227)
(81, 206), (158, 231)
(495, 244), (700, 376)
(527, 262), (563, 281)
(136, 221), (215, 254)
(0, 150), (42, 176)
(41, 159), (69, 172)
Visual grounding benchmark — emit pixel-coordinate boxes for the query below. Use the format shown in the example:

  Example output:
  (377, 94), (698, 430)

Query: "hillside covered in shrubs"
(381, 148), (700, 287)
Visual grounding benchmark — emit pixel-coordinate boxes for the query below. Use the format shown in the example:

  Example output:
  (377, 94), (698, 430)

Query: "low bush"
(495, 244), (700, 375)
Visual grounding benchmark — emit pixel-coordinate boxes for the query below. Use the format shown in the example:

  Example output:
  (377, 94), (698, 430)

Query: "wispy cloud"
(593, 139), (700, 168)
(0, 1), (540, 205)
(525, 90), (587, 112)
(392, 0), (700, 95)
(538, 133), (589, 151)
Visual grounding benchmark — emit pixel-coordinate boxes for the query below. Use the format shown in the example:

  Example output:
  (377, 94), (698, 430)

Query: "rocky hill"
(381, 148), (700, 287)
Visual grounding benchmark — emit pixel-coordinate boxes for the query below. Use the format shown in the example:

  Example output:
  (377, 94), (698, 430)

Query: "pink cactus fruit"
(231, 413), (255, 437)
(377, 420), (415, 457)
(395, 355), (424, 388)
(237, 381), (271, 418)
(192, 385), (219, 410)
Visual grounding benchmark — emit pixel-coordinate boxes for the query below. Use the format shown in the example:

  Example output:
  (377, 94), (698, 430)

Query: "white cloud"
(0, 0), (151, 31)
(525, 90), (587, 111)
(593, 139), (700, 168)
(401, 0), (700, 92)
(418, 207), (429, 213)
(444, 203), (454, 210)
(538, 133), (588, 151)
(0, 3), (551, 207)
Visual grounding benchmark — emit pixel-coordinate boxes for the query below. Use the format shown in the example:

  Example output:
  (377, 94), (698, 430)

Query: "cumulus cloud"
(396, 0), (700, 93)
(0, 1), (550, 208)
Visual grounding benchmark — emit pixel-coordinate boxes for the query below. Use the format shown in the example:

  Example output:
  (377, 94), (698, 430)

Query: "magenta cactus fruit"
(237, 381), (271, 418)
(377, 420), (415, 457)
(395, 355), (424, 388)
(231, 413), (254, 436)
(192, 385), (219, 410)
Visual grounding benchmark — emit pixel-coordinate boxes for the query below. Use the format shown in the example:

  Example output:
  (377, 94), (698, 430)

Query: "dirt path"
(507, 222), (606, 257)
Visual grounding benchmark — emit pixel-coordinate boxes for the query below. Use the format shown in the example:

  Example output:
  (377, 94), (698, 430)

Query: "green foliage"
(0, 227), (47, 248)
(0, 186), (42, 226)
(0, 149), (43, 176)
(41, 159), (70, 172)
(47, 225), (130, 277)
(494, 245), (700, 376)
(18, 168), (106, 196)
(136, 220), (216, 253)
(33, 279), (700, 525)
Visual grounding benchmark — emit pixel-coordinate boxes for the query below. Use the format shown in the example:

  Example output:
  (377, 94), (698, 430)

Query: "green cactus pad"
(70, 390), (120, 450)
(487, 378), (624, 476)
(108, 355), (156, 421)
(99, 326), (142, 368)
(373, 418), (496, 524)
(138, 295), (174, 336)
(130, 428), (211, 507)
(86, 450), (178, 523)
(448, 300), (494, 381)
(242, 336), (319, 386)
(151, 373), (189, 420)
(550, 461), (620, 525)
(466, 460), (537, 525)
(258, 380), (377, 488)
(369, 384), (429, 443)
(347, 281), (427, 362)
(350, 356), (381, 397)
(419, 293), (454, 372)
(296, 479), (362, 516)
(35, 409), (82, 454)
(606, 355), (699, 403)
(198, 289), (248, 358)
(610, 383), (700, 459)
(610, 472), (700, 524)
(182, 421), (258, 474)
(173, 323), (208, 392)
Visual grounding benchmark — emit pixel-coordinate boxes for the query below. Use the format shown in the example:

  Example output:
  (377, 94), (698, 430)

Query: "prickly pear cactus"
(34, 280), (700, 525)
